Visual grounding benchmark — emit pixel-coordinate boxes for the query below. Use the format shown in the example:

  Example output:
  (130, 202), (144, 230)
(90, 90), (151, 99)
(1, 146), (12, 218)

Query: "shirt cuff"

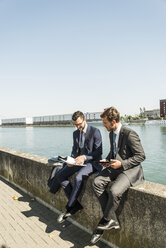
(83, 155), (87, 161)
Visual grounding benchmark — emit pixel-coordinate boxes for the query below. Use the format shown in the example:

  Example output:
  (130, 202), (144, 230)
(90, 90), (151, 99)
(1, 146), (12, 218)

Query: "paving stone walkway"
(0, 177), (112, 248)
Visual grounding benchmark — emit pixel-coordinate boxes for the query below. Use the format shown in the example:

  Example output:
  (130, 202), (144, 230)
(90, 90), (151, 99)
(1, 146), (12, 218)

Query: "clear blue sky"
(0, 0), (166, 118)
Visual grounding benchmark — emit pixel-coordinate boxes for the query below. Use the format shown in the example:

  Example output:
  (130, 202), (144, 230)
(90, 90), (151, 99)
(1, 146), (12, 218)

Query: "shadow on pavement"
(1, 177), (111, 248)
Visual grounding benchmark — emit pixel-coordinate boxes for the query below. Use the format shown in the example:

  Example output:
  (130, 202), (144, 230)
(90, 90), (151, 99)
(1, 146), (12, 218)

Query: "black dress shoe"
(69, 201), (83, 214)
(97, 219), (120, 230)
(90, 229), (103, 244)
(57, 202), (83, 224)
(57, 208), (71, 223)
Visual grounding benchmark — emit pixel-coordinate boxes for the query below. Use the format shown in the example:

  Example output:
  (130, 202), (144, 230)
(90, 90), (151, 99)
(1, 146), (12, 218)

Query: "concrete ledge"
(0, 147), (166, 248)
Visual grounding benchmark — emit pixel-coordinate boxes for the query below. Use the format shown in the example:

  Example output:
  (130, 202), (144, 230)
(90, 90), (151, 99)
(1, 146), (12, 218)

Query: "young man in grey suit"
(50, 111), (103, 223)
(91, 107), (145, 244)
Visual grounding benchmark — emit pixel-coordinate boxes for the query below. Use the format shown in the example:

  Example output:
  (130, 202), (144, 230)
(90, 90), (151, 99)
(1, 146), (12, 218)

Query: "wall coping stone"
(1, 146), (165, 198)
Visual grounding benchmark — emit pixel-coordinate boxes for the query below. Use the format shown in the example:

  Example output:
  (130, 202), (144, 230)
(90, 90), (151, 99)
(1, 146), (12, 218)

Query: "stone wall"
(0, 147), (166, 248)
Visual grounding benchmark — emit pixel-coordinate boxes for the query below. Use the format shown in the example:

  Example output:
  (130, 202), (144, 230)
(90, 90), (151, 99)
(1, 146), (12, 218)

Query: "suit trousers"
(51, 163), (96, 208)
(93, 167), (130, 221)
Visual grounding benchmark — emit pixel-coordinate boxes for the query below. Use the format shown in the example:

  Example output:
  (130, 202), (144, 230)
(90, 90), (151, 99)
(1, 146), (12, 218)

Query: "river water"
(0, 123), (165, 185)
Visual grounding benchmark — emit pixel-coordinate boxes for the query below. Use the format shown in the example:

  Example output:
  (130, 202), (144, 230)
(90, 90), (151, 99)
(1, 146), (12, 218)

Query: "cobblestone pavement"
(0, 177), (112, 248)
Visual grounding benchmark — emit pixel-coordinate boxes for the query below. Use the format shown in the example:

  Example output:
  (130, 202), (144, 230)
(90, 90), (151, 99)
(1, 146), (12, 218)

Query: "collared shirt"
(113, 122), (122, 153)
(83, 123), (88, 134)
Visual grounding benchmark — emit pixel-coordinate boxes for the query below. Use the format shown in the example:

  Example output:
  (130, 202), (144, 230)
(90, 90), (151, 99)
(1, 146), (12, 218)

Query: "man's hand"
(75, 155), (85, 165)
(110, 159), (122, 169)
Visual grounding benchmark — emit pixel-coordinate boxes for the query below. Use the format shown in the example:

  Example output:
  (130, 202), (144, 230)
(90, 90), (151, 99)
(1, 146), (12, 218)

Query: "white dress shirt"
(113, 122), (122, 154)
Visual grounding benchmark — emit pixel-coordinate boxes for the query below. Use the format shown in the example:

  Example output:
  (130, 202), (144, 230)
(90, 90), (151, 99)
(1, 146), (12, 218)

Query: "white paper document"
(50, 156), (86, 166)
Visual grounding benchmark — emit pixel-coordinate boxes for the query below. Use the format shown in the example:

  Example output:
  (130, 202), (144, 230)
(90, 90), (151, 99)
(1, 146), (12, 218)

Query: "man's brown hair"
(72, 111), (85, 121)
(100, 107), (120, 123)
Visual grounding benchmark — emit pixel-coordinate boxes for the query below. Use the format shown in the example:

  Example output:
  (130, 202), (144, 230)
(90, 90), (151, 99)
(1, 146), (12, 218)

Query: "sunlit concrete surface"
(0, 177), (111, 248)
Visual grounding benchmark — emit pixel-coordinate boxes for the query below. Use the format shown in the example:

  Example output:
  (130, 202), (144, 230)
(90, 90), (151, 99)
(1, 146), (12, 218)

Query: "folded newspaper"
(49, 156), (86, 166)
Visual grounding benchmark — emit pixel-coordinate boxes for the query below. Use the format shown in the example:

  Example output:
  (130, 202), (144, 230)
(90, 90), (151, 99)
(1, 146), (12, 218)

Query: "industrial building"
(160, 99), (166, 118)
(145, 109), (160, 119)
(0, 112), (102, 126)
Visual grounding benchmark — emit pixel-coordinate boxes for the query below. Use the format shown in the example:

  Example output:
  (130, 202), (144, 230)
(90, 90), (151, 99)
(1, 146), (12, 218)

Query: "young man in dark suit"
(91, 107), (145, 244)
(50, 111), (103, 223)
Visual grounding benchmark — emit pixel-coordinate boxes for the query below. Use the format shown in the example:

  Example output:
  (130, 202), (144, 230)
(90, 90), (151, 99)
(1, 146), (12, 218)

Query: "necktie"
(79, 131), (84, 149)
(113, 132), (117, 159)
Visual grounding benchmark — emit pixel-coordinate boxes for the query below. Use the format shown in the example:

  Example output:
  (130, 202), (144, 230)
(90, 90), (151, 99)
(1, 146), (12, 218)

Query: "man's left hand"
(75, 155), (86, 165)
(110, 159), (122, 169)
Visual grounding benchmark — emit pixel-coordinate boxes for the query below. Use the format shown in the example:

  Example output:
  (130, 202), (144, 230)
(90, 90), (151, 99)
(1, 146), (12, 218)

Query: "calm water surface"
(0, 124), (165, 185)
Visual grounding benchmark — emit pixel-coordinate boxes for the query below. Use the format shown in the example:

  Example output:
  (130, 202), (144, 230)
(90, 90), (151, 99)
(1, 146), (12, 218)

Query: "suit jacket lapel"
(84, 125), (90, 140)
(75, 130), (80, 149)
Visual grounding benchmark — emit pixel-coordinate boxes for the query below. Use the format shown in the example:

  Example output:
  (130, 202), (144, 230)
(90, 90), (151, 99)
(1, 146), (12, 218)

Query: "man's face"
(102, 116), (115, 131)
(74, 117), (86, 131)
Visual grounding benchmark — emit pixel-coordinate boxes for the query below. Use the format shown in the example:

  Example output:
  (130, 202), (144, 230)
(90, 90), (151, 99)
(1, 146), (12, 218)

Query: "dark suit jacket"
(107, 126), (145, 186)
(71, 125), (102, 170)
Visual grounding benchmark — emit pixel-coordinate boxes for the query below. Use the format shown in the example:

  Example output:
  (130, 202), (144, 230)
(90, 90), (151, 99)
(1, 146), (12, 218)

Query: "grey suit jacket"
(107, 126), (145, 186)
